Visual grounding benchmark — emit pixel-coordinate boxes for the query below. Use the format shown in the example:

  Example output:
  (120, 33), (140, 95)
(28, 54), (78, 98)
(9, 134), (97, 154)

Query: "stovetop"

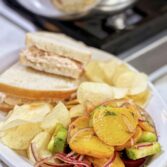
(4, 0), (167, 54)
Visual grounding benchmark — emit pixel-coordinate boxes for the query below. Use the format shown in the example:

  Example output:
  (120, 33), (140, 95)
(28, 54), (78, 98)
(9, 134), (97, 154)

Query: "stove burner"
(4, 0), (167, 54)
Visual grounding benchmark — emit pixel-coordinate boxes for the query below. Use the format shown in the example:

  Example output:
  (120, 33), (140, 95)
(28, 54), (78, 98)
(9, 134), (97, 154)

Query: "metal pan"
(16, 0), (137, 20)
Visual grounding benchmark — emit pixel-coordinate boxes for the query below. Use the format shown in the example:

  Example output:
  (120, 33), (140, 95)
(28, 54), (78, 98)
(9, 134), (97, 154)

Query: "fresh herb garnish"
(131, 112), (135, 117)
(105, 111), (117, 116)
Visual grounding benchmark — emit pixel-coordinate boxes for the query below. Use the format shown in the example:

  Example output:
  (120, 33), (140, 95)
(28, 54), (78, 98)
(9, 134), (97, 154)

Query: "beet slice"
(122, 158), (146, 167)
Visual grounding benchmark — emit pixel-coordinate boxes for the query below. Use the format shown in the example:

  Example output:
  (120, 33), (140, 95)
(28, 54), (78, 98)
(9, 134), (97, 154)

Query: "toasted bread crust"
(0, 103), (13, 112)
(0, 83), (76, 101)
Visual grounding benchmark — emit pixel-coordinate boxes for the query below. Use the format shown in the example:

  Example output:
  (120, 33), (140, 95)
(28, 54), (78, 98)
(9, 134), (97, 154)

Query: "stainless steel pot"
(16, 0), (137, 20)
(96, 0), (137, 13)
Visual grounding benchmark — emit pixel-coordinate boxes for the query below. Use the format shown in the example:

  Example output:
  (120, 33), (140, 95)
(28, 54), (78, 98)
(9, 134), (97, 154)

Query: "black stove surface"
(4, 0), (167, 54)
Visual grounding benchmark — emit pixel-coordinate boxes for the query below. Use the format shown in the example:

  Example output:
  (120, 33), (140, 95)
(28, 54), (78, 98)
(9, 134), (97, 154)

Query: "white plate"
(0, 48), (167, 167)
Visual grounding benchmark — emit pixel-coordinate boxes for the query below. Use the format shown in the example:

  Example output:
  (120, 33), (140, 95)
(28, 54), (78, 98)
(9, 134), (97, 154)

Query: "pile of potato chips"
(0, 102), (71, 162)
(84, 60), (151, 107)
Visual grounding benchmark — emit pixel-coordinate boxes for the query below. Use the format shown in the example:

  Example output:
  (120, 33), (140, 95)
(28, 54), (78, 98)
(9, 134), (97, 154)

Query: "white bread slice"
(20, 47), (83, 79)
(26, 32), (91, 65)
(0, 63), (80, 101)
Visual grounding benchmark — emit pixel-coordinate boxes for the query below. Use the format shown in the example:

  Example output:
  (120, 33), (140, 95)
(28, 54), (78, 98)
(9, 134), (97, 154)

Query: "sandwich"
(0, 63), (81, 112)
(20, 32), (91, 79)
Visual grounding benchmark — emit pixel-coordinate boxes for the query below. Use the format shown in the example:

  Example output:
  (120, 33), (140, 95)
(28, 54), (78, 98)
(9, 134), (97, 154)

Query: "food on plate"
(41, 101), (70, 133)
(68, 116), (90, 140)
(128, 88), (151, 107)
(10, 98), (159, 167)
(52, 0), (96, 14)
(85, 60), (150, 106)
(69, 104), (85, 118)
(28, 131), (51, 163)
(89, 152), (125, 167)
(92, 104), (139, 146)
(0, 95), (160, 166)
(85, 59), (121, 84)
(0, 102), (52, 130)
(48, 123), (67, 153)
(126, 142), (161, 160)
(77, 82), (128, 109)
(20, 32), (91, 79)
(0, 31), (161, 167)
(69, 128), (114, 158)
(0, 63), (80, 111)
(138, 131), (157, 142)
(1, 123), (41, 150)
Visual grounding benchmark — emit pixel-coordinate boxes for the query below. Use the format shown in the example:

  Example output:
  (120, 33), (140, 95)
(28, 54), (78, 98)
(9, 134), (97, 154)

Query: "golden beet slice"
(139, 121), (155, 132)
(92, 105), (138, 146)
(68, 116), (90, 138)
(90, 152), (125, 167)
(69, 128), (114, 158)
(116, 126), (142, 151)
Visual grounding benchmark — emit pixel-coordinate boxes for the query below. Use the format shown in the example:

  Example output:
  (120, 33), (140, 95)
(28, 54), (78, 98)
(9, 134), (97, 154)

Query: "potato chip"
(112, 64), (130, 85)
(1, 102), (52, 130)
(113, 70), (136, 88)
(85, 60), (106, 83)
(129, 88), (151, 107)
(1, 123), (42, 150)
(41, 102), (71, 133)
(27, 131), (51, 163)
(112, 64), (148, 96)
(69, 104), (85, 118)
(85, 59), (121, 84)
(77, 82), (114, 107)
(128, 73), (148, 95)
(99, 60), (121, 84)
(112, 87), (128, 99)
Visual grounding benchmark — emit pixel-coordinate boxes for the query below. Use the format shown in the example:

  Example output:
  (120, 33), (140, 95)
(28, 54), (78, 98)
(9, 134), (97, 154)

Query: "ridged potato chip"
(27, 131), (51, 163)
(85, 60), (121, 84)
(112, 64), (148, 96)
(129, 89), (151, 107)
(85, 60), (106, 83)
(69, 104), (85, 119)
(1, 123), (42, 150)
(77, 82), (114, 107)
(1, 102), (52, 130)
(41, 102), (71, 133)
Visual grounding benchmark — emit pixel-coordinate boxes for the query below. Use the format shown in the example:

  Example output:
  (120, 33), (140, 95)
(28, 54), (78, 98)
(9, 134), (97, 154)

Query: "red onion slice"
(66, 151), (76, 158)
(44, 161), (72, 167)
(135, 143), (153, 149)
(31, 143), (40, 162)
(35, 152), (91, 167)
(130, 138), (135, 146)
(103, 152), (117, 167)
(138, 117), (146, 122)
(54, 153), (91, 167)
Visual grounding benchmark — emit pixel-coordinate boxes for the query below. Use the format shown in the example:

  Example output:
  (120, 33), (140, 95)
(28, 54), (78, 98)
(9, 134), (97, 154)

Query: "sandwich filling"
(20, 46), (84, 79)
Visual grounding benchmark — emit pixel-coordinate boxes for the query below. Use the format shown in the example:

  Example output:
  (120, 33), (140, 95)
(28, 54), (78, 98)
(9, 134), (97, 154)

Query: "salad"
(32, 99), (160, 167)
